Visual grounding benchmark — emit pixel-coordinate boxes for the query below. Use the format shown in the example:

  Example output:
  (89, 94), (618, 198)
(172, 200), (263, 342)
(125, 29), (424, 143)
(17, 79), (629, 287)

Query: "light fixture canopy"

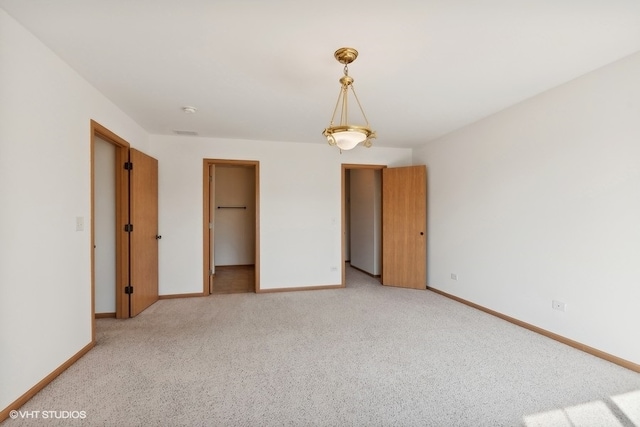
(323, 47), (376, 151)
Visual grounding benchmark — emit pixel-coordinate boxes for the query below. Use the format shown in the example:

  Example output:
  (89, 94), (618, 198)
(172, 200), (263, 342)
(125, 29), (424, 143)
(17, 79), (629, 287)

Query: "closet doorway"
(342, 164), (385, 284)
(203, 159), (260, 294)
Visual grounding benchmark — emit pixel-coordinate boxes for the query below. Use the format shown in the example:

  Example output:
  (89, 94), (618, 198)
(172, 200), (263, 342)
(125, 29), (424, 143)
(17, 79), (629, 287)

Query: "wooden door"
(382, 165), (427, 289)
(128, 148), (159, 316)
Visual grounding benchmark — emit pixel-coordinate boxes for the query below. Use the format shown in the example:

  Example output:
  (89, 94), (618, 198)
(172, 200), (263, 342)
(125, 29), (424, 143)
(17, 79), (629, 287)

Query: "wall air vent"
(173, 130), (198, 136)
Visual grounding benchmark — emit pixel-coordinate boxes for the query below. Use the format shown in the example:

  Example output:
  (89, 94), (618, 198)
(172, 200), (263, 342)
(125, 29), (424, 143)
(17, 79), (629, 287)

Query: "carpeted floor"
(3, 266), (640, 426)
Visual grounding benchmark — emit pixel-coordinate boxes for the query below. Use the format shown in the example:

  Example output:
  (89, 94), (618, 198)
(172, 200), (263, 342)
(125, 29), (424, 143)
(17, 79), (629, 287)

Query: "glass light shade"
(332, 130), (367, 150)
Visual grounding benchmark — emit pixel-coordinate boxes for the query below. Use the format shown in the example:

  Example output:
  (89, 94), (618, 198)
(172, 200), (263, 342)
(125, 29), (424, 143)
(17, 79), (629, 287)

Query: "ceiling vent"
(173, 130), (198, 136)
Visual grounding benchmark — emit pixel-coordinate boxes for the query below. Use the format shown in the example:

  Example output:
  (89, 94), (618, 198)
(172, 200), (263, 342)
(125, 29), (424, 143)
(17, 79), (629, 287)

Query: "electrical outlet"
(450, 273), (458, 281)
(552, 300), (566, 312)
(76, 216), (84, 231)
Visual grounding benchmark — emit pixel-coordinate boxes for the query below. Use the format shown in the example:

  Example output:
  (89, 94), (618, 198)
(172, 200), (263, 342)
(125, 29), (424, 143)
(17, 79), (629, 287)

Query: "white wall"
(94, 137), (116, 313)
(413, 51), (640, 365)
(0, 9), (148, 412)
(350, 169), (382, 275)
(148, 136), (411, 293)
(214, 165), (256, 266)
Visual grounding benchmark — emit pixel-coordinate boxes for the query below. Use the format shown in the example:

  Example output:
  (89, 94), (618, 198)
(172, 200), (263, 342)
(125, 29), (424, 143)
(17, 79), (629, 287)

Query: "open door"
(128, 148), (160, 317)
(92, 121), (159, 322)
(382, 165), (427, 289)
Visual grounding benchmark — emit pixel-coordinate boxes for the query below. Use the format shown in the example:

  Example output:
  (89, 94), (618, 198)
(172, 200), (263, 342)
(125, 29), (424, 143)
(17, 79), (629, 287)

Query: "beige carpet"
(3, 266), (640, 426)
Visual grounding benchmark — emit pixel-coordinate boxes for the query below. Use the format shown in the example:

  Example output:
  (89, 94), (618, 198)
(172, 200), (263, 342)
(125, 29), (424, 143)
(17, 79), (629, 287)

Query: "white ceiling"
(3, 0), (640, 149)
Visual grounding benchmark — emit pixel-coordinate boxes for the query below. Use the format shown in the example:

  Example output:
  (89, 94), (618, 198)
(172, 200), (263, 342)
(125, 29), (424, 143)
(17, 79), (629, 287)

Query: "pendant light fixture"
(323, 47), (376, 151)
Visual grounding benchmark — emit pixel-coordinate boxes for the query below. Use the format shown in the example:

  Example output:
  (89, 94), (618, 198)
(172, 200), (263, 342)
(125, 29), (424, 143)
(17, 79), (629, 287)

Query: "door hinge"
(124, 161), (133, 170)
(209, 222), (213, 229)
(124, 224), (134, 232)
(209, 175), (213, 182)
(124, 285), (134, 294)
(209, 269), (213, 276)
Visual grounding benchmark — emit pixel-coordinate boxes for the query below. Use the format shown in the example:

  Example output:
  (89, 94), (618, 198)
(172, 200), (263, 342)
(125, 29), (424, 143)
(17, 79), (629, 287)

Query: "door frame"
(90, 121), (131, 335)
(341, 164), (386, 286)
(203, 159), (260, 294)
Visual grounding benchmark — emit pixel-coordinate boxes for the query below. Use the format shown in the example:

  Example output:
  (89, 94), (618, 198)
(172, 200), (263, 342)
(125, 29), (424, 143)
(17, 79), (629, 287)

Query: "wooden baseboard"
(257, 283), (344, 293)
(0, 341), (95, 423)
(158, 292), (205, 300)
(215, 264), (255, 269)
(349, 264), (381, 279)
(95, 312), (115, 318)
(427, 286), (640, 373)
